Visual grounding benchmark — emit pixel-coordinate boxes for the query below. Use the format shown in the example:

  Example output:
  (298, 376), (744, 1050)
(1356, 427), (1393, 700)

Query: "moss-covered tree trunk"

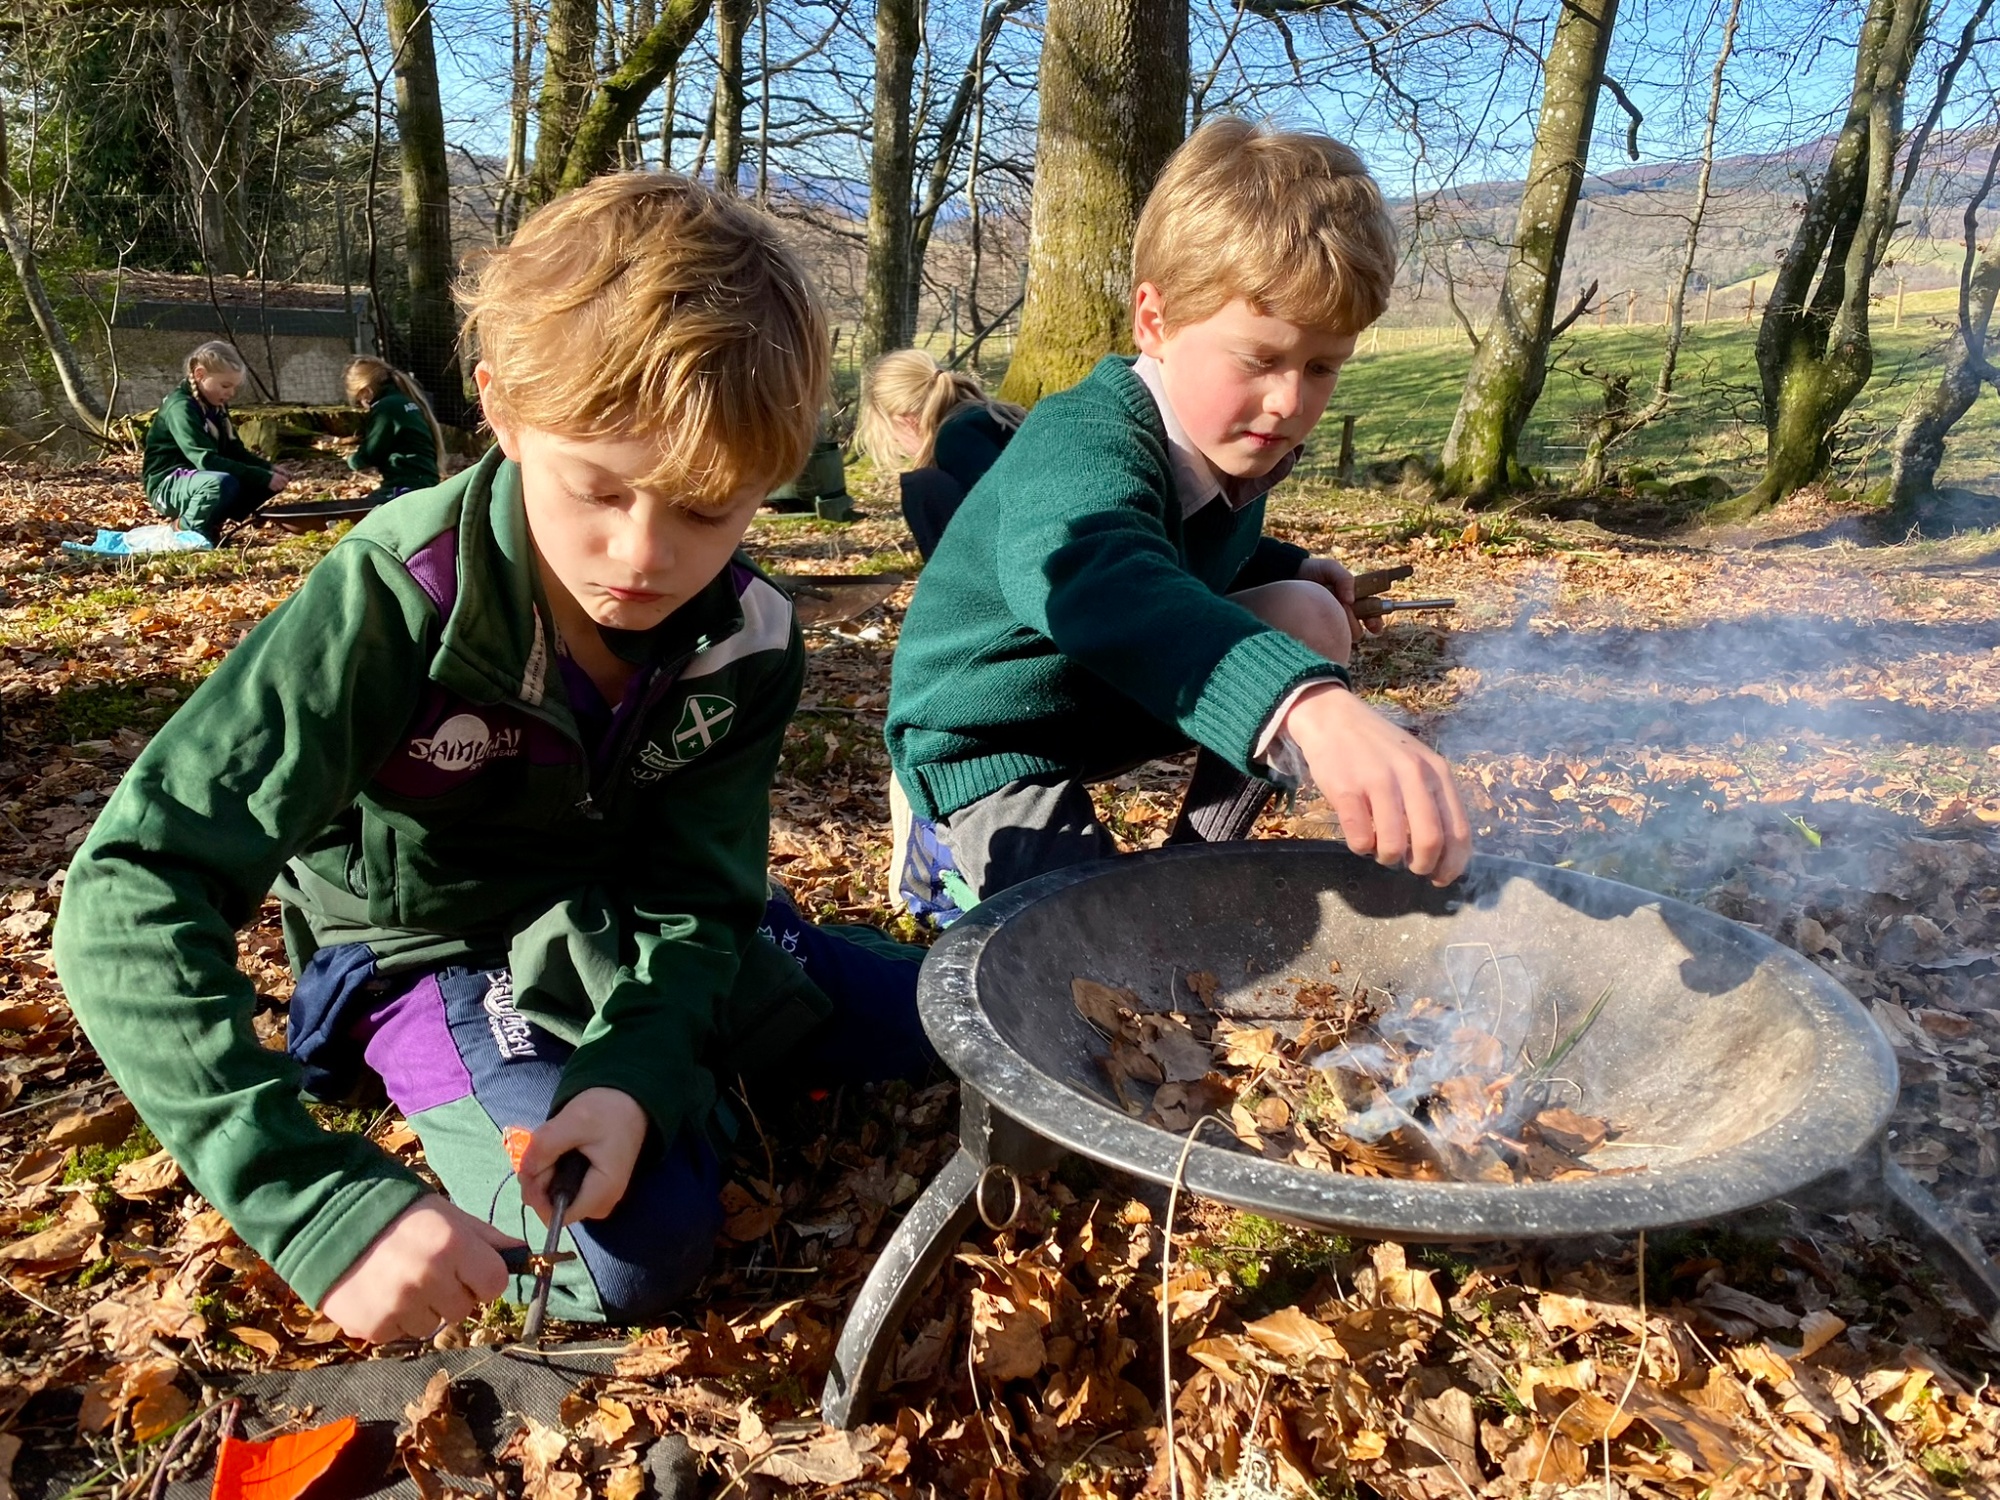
(0, 108), (105, 434)
(529, 0), (599, 205)
(860, 0), (920, 360)
(711, 0), (752, 195)
(559, 0), (714, 191)
(1440, 0), (1617, 505)
(999, 0), (1188, 406)
(1717, 0), (1929, 519)
(386, 0), (468, 425)
(1886, 211), (2000, 519)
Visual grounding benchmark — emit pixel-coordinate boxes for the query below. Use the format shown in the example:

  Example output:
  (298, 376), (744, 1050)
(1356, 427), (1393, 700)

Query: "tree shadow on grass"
(4, 672), (205, 751)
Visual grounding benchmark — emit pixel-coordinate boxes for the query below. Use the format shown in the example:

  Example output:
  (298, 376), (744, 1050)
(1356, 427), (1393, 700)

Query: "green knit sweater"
(886, 355), (1342, 821)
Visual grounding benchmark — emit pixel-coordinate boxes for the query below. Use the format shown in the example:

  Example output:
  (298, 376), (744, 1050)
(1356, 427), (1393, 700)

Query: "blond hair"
(457, 171), (828, 509)
(854, 349), (1024, 470)
(346, 355), (450, 478)
(185, 340), (247, 384)
(1133, 118), (1397, 336)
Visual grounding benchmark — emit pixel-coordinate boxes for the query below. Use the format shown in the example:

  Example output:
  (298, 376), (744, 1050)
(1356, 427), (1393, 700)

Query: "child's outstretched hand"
(320, 1194), (525, 1343)
(519, 1087), (648, 1226)
(267, 467), (293, 494)
(1280, 681), (1472, 886)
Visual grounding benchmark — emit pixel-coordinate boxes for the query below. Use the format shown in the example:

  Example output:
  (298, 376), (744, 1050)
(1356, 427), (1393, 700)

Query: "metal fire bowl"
(923, 841), (1897, 1241)
(824, 842), (2000, 1426)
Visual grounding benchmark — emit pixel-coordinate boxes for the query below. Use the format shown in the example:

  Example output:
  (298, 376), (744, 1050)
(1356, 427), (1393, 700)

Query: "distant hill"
(1381, 129), (1999, 327)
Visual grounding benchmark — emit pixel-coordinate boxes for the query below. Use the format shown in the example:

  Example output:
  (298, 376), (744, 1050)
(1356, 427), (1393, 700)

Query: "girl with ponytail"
(344, 356), (449, 503)
(855, 350), (1024, 558)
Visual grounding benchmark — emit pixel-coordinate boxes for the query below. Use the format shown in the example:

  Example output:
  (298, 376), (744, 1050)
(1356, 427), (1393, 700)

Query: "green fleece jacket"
(886, 355), (1341, 820)
(142, 381), (273, 497)
(53, 450), (821, 1306)
(350, 388), (441, 491)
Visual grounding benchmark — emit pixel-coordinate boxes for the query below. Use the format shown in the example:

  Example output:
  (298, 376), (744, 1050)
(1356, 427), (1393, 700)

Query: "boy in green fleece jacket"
(886, 119), (1471, 920)
(55, 174), (928, 1343)
(142, 340), (293, 541)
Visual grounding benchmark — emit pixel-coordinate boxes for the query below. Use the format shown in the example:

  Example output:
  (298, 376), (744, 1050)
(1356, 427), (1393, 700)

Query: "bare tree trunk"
(160, 8), (243, 276)
(386, 0), (469, 424)
(0, 109), (105, 433)
(1576, 0), (1739, 492)
(1886, 138), (2000, 518)
(860, 0), (920, 358)
(716, 0), (752, 194)
(1441, 0), (1618, 505)
(1718, 0), (1929, 518)
(498, 0), (539, 239)
(907, 0), (1024, 326)
(560, 0), (714, 189)
(999, 0), (1188, 405)
(531, 0), (600, 204)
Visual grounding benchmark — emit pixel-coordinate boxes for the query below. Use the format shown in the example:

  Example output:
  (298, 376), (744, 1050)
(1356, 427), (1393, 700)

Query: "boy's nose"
(1264, 371), (1305, 419)
(613, 510), (676, 576)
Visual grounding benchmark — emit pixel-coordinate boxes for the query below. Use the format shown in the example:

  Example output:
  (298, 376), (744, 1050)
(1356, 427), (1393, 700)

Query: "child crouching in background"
(346, 355), (448, 503)
(143, 340), (292, 541)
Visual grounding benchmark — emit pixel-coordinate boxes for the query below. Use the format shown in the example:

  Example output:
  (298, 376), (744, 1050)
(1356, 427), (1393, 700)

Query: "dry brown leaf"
(112, 1148), (182, 1199)
(398, 1370), (493, 1500)
(131, 1379), (191, 1442)
(757, 1431), (864, 1485)
(1242, 1307), (1344, 1364)
(1072, 978), (1139, 1035)
(0, 1198), (102, 1273)
(46, 1100), (136, 1150)
(229, 1325), (283, 1361)
(1369, 1242), (1444, 1316)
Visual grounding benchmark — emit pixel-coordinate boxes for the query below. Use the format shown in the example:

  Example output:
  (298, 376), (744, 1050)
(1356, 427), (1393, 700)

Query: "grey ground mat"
(161, 1342), (626, 1500)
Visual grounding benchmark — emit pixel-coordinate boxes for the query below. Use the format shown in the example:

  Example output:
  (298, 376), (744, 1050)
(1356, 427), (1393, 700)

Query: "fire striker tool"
(1355, 596), (1456, 619)
(518, 1149), (589, 1346)
(1351, 565), (1415, 600)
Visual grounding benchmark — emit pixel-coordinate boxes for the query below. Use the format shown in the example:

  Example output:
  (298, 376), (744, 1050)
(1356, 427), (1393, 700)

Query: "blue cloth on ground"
(62, 525), (213, 558)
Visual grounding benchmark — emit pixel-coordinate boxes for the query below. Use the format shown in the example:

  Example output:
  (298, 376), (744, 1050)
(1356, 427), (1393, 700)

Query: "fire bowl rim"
(918, 843), (1900, 1241)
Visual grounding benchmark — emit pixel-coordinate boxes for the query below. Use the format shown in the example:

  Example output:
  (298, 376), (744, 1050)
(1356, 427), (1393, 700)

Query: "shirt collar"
(1131, 353), (1301, 517)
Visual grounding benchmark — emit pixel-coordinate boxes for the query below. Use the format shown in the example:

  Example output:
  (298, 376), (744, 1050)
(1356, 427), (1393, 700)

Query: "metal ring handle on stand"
(975, 1164), (1024, 1231)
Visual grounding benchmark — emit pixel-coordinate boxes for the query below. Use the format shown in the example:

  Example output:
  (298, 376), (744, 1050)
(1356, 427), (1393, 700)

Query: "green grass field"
(1292, 287), (2000, 498)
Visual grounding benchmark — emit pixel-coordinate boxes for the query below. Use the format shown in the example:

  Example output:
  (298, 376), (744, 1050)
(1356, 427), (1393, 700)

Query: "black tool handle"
(548, 1149), (590, 1219)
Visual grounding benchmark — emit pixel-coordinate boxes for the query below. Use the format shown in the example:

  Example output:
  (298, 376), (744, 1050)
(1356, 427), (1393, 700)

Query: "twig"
(1603, 1231), (1647, 1499)
(143, 1397), (234, 1500)
(1161, 1113), (1227, 1500)
(0, 1272), (61, 1316)
(0, 1080), (100, 1120)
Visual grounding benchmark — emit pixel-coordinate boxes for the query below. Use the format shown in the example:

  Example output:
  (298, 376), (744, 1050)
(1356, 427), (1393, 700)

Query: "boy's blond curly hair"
(1133, 118), (1397, 336)
(457, 172), (828, 509)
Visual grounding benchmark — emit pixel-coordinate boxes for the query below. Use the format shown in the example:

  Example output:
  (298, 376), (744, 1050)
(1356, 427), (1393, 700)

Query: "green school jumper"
(886, 355), (1343, 822)
(351, 388), (441, 493)
(142, 381), (274, 538)
(53, 453), (828, 1310)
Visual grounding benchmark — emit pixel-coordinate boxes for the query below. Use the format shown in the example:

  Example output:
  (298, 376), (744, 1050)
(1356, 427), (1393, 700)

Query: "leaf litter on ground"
(0, 457), (1995, 1496)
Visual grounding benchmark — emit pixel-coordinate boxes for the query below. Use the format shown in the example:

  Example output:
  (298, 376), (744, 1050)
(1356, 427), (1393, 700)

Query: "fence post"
(1745, 282), (1756, 322)
(1895, 277), (1905, 329)
(1625, 288), (1636, 325)
(1703, 284), (1713, 325)
(1336, 414), (1356, 484)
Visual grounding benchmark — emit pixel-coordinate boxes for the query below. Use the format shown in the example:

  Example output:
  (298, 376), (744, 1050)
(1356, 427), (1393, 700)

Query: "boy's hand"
(1297, 556), (1385, 638)
(267, 467), (292, 494)
(519, 1088), (648, 1226)
(1281, 682), (1472, 885)
(320, 1194), (525, 1343)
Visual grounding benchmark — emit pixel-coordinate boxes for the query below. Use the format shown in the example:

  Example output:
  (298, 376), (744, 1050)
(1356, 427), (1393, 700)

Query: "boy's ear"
(472, 362), (521, 461)
(1132, 282), (1170, 358)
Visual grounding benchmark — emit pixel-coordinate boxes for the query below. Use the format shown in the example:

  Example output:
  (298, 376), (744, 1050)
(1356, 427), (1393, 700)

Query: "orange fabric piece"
(502, 1126), (533, 1174)
(211, 1414), (358, 1500)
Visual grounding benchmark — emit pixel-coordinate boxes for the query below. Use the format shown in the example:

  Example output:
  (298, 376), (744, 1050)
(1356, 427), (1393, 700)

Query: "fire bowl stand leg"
(822, 1085), (1064, 1429)
(1794, 1137), (2000, 1345)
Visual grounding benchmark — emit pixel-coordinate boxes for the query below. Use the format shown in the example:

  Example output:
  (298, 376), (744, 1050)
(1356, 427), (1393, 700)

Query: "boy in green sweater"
(142, 341), (293, 541)
(887, 119), (1471, 920)
(55, 175), (928, 1343)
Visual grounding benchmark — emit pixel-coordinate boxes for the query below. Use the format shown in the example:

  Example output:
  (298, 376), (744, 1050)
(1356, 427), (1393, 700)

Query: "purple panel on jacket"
(361, 972), (473, 1115)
